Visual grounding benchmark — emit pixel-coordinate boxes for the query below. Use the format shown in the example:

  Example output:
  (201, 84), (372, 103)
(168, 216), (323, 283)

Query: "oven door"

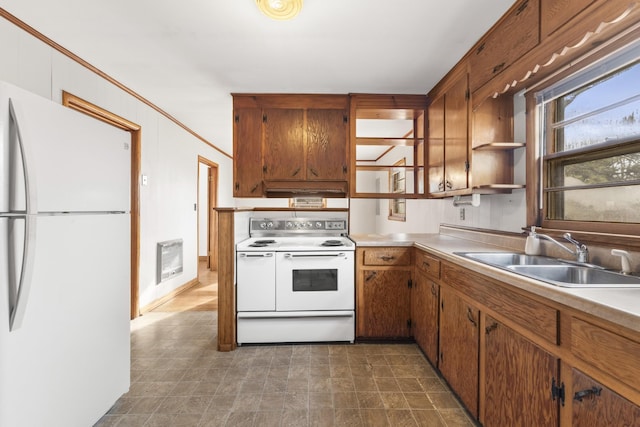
(236, 251), (275, 311)
(275, 251), (354, 311)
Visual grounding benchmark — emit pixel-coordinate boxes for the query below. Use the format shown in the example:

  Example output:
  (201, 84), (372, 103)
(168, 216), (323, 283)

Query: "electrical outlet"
(460, 208), (466, 220)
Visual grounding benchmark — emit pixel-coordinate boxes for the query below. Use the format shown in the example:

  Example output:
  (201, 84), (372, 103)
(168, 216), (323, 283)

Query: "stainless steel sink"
(507, 265), (640, 288)
(455, 252), (567, 267)
(454, 251), (640, 288)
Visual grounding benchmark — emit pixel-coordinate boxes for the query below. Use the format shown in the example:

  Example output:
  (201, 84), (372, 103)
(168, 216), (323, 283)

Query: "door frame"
(198, 156), (218, 271)
(62, 92), (142, 319)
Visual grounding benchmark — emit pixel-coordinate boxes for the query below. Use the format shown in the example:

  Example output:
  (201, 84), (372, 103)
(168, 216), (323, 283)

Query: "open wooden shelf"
(472, 142), (525, 151)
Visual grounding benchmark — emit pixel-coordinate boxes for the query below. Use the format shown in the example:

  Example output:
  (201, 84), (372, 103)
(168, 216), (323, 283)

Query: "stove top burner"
(321, 239), (345, 247)
(248, 239), (277, 248)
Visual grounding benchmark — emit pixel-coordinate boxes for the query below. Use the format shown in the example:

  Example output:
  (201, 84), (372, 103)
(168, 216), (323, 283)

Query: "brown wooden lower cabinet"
(571, 368), (640, 426)
(356, 247), (413, 339)
(411, 253), (640, 427)
(411, 270), (439, 365)
(484, 315), (559, 427)
(438, 286), (479, 418)
(357, 268), (412, 339)
(353, 247), (640, 426)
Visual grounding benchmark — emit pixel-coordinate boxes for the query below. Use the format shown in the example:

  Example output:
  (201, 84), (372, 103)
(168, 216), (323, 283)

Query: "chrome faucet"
(536, 232), (589, 263)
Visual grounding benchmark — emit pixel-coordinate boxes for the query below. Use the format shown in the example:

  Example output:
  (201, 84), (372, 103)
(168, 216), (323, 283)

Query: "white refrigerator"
(0, 81), (131, 426)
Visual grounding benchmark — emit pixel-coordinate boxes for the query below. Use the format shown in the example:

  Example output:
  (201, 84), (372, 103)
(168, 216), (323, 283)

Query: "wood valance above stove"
(263, 180), (348, 198)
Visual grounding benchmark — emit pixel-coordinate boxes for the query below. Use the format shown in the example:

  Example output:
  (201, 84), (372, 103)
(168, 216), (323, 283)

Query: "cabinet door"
(427, 94), (445, 194)
(412, 271), (439, 365)
(438, 287), (479, 417)
(443, 73), (469, 192)
(541, 0), (596, 38)
(571, 368), (640, 426)
(263, 108), (304, 180)
(233, 108), (263, 196)
(469, 0), (540, 92)
(306, 109), (348, 181)
(484, 316), (559, 427)
(357, 269), (411, 338)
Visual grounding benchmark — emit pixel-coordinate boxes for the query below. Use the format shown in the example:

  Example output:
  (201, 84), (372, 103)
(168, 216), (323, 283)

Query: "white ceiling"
(0, 0), (515, 156)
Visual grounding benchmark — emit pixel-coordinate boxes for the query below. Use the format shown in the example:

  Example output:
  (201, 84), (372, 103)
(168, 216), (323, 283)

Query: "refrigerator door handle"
(7, 98), (38, 331)
(9, 98), (38, 216)
(8, 215), (36, 331)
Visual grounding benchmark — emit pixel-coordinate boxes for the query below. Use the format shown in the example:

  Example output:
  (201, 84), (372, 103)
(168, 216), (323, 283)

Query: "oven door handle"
(238, 253), (274, 258)
(283, 253), (346, 258)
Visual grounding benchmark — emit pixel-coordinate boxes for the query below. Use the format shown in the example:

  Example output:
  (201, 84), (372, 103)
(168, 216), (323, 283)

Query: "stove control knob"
(306, 222), (312, 228)
(259, 222), (266, 229)
(286, 222), (292, 228)
(266, 222), (274, 229)
(316, 222), (322, 228)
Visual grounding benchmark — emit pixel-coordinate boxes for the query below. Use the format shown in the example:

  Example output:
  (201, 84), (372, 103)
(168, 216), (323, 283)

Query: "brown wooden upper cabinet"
(468, 0), (540, 94)
(349, 94), (427, 198)
(427, 65), (470, 197)
(540, 0), (596, 39)
(233, 107), (263, 197)
(232, 94), (349, 198)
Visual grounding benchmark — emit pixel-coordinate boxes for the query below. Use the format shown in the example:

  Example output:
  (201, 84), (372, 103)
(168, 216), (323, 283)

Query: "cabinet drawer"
(442, 263), (558, 344)
(571, 317), (640, 394)
(363, 247), (411, 266)
(415, 251), (441, 279)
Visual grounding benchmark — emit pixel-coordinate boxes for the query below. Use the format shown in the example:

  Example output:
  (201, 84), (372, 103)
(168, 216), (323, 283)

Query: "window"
(388, 158), (406, 221)
(536, 42), (640, 230)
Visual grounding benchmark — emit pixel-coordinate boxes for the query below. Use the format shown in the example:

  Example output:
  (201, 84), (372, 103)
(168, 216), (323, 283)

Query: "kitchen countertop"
(350, 232), (640, 334)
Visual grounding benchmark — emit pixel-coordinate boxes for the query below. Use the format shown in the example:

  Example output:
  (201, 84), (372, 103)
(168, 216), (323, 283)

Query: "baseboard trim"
(139, 278), (199, 314)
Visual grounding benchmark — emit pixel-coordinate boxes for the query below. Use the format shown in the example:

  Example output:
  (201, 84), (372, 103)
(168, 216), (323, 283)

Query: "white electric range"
(235, 218), (355, 344)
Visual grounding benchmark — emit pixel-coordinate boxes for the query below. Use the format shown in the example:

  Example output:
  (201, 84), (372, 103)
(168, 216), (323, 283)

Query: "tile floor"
(94, 311), (476, 426)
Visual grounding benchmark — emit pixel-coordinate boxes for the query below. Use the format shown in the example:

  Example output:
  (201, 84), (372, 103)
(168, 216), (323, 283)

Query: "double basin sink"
(454, 252), (640, 288)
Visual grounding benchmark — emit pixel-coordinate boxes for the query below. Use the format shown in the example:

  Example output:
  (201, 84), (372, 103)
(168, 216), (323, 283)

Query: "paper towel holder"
(452, 194), (481, 207)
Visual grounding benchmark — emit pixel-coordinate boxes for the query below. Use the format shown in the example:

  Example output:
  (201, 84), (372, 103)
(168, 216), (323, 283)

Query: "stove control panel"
(250, 218), (347, 234)
(326, 220), (346, 231)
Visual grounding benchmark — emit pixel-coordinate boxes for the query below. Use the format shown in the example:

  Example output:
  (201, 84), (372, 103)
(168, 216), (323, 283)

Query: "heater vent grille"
(157, 239), (183, 283)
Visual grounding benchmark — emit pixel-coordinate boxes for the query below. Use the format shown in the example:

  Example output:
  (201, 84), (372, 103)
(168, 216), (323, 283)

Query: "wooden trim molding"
(139, 278), (199, 314)
(198, 155), (219, 271)
(62, 91), (142, 320)
(0, 7), (231, 159)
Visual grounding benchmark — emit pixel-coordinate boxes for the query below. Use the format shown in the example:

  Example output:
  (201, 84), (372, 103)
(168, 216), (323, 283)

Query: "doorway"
(198, 156), (218, 275)
(62, 92), (141, 319)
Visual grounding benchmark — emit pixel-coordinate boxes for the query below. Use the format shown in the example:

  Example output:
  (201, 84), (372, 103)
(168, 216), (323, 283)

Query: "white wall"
(0, 17), (234, 308)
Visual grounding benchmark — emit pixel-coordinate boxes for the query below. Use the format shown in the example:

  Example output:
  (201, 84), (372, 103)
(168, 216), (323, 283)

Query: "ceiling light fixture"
(256, 0), (303, 20)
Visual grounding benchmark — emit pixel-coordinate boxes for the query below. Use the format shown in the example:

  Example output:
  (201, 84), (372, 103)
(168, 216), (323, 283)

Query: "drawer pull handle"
(516, 0), (529, 15)
(467, 308), (477, 327)
(380, 255), (395, 261)
(493, 62), (505, 74)
(574, 387), (602, 402)
(430, 283), (438, 296)
(365, 272), (377, 282)
(422, 261), (430, 269)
